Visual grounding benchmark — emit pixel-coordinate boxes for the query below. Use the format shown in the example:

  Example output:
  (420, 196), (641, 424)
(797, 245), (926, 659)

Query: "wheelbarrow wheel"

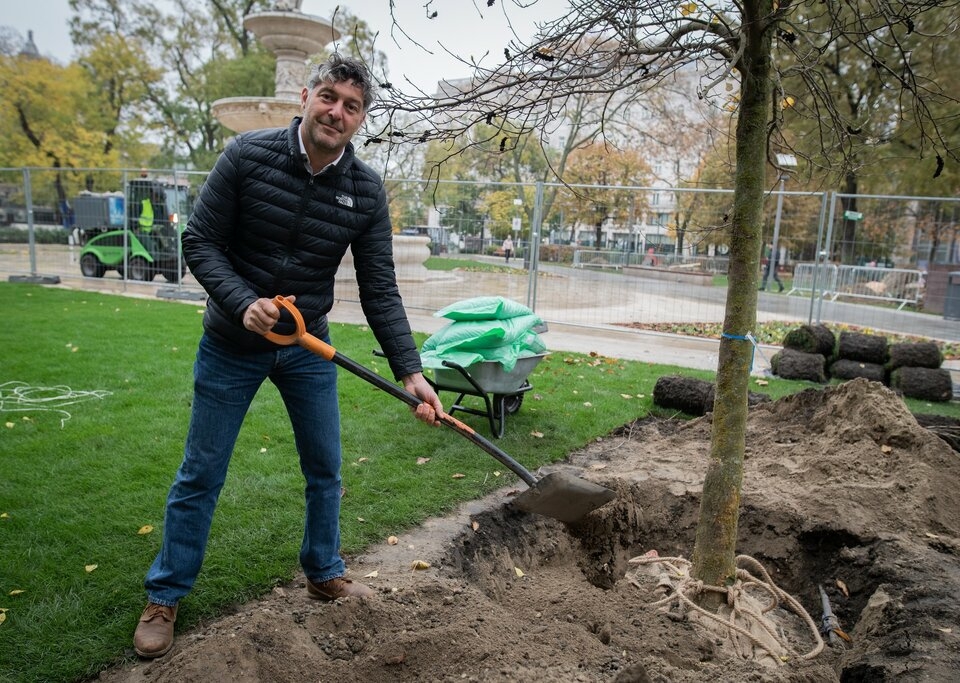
(494, 392), (524, 417)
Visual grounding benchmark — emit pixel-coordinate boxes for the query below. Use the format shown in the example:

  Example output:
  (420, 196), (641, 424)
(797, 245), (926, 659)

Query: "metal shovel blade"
(511, 471), (616, 523)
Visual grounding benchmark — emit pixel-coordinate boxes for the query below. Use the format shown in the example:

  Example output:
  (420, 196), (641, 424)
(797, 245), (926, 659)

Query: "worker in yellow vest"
(139, 196), (155, 232)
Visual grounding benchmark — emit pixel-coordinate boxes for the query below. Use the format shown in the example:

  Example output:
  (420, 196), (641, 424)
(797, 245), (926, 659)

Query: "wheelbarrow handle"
(262, 296), (538, 486)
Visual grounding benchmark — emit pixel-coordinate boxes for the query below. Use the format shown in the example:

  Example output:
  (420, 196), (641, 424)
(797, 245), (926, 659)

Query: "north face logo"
(336, 193), (354, 208)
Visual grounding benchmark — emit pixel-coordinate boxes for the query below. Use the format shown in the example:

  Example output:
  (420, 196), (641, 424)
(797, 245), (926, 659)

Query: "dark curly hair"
(307, 54), (376, 111)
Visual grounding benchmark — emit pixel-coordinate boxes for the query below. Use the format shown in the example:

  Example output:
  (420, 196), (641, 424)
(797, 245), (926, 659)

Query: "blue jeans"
(144, 333), (343, 606)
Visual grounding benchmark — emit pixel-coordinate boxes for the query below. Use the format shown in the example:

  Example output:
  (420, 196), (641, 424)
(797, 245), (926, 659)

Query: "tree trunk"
(690, 1), (773, 599)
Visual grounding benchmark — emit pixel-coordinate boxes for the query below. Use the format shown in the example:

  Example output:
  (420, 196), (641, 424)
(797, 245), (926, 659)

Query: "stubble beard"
(306, 117), (345, 155)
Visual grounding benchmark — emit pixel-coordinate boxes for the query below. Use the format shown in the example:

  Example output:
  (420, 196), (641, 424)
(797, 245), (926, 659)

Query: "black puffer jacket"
(182, 118), (421, 380)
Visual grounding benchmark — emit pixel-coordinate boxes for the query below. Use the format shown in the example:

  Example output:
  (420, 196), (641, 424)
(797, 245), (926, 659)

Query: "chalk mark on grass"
(0, 381), (112, 428)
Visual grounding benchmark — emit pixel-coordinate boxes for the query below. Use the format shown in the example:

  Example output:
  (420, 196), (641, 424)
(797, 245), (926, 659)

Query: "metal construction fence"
(2, 167), (958, 343)
(789, 263), (925, 310)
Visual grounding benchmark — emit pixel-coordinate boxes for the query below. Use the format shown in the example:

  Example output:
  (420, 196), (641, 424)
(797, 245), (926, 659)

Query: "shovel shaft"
(327, 344), (538, 486)
(262, 296), (537, 487)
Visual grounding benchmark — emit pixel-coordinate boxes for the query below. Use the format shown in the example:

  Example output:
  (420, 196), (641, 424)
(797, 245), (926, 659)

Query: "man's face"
(300, 79), (367, 157)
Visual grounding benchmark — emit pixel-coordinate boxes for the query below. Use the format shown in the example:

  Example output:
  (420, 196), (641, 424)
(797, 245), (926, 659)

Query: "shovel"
(262, 296), (616, 523)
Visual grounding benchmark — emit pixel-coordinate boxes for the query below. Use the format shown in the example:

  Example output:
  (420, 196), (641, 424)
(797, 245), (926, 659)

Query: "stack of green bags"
(420, 296), (547, 372)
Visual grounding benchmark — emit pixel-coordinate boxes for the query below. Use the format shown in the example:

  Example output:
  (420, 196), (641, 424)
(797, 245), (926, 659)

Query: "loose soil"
(94, 379), (960, 682)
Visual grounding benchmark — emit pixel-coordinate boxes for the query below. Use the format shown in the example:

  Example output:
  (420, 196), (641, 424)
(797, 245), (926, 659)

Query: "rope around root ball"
(627, 553), (824, 664)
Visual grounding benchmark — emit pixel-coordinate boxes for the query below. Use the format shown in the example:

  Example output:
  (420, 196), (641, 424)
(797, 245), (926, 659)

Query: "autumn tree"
(775, 2), (959, 264)
(378, 0), (960, 600)
(553, 142), (651, 246)
(0, 38), (149, 206)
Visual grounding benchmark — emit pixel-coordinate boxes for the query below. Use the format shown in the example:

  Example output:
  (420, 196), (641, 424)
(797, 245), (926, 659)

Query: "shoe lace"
(143, 603), (173, 622)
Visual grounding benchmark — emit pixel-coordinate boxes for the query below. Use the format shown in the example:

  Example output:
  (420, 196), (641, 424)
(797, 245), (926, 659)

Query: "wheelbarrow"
(424, 354), (547, 438)
(262, 296), (616, 523)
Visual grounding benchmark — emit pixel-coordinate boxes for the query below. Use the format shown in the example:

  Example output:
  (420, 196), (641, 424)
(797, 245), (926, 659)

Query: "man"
(133, 54), (444, 659)
(502, 236), (513, 263)
(760, 244), (784, 292)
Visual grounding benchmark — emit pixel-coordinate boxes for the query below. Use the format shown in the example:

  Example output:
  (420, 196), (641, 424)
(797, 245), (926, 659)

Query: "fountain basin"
(212, 97), (301, 132)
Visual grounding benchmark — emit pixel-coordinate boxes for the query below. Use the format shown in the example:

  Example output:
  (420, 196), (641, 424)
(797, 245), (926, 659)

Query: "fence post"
(526, 181), (544, 311)
(763, 175), (786, 292)
(811, 191), (839, 324)
(24, 168), (37, 276)
(7, 168), (60, 285)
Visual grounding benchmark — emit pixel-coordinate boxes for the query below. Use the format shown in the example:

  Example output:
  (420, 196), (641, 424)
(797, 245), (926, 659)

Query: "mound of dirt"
(94, 379), (960, 682)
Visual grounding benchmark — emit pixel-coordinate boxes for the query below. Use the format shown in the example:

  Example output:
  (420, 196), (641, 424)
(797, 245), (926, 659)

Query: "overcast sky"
(5, 0), (566, 90)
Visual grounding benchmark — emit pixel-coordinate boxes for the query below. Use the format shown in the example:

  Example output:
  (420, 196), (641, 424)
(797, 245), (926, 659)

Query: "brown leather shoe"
(306, 576), (375, 601)
(133, 602), (178, 658)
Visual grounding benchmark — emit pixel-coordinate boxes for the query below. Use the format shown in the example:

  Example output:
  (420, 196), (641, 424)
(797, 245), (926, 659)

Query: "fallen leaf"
(514, 567), (525, 578)
(836, 579), (849, 597)
(411, 560), (431, 570)
(85, 564), (98, 573)
(530, 431), (544, 438)
(9, 590), (24, 596)
(387, 535), (399, 545)
(363, 570), (379, 579)
(471, 521), (480, 531)
(416, 457), (431, 465)
(451, 473), (465, 479)
(137, 525), (154, 535)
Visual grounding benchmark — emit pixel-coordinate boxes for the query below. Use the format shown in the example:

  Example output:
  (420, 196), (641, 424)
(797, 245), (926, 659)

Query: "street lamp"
(764, 153), (798, 291)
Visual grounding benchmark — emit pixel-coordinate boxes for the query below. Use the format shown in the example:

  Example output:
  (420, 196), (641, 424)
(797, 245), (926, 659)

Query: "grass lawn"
(0, 282), (955, 682)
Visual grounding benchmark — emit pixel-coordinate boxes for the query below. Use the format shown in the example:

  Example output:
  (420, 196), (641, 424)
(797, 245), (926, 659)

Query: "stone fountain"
(211, 0), (340, 132)
(211, 1), (455, 289)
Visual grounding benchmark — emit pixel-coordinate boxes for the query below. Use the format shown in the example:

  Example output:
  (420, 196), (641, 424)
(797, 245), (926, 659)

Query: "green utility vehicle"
(76, 178), (191, 283)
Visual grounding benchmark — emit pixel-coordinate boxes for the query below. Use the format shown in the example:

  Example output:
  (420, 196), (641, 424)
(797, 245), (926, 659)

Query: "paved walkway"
(328, 300), (741, 374)
(5, 248), (955, 381)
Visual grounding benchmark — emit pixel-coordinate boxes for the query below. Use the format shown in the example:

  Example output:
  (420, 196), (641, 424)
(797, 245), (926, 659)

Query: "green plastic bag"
(433, 296), (534, 321)
(421, 313), (543, 354)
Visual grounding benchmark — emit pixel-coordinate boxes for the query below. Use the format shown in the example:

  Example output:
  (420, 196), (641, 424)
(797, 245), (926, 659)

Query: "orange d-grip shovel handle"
(259, 295), (539, 486)
(262, 295), (336, 361)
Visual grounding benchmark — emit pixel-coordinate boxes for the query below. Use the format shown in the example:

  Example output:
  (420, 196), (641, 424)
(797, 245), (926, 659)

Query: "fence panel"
(572, 250), (628, 269)
(830, 265), (923, 310)
(788, 263), (838, 298)
(2, 168), (958, 342)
